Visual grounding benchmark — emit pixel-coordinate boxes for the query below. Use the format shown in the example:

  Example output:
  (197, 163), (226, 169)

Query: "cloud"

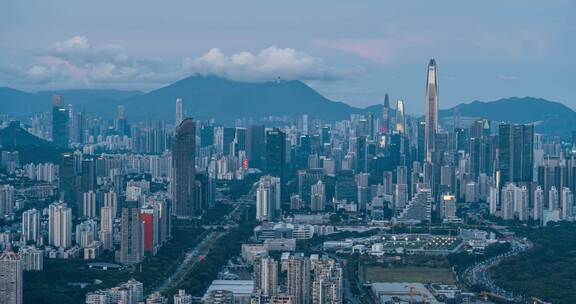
(182, 46), (360, 82)
(0, 36), (358, 90)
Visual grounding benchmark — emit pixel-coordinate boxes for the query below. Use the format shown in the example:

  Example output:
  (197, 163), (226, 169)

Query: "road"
(461, 237), (533, 302)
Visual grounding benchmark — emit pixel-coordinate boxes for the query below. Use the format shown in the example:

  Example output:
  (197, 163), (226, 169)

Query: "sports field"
(364, 265), (456, 284)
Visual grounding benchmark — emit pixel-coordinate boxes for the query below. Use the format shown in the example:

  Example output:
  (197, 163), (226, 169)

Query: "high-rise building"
(52, 94), (69, 148)
(533, 186), (544, 222)
(119, 201), (144, 265)
(498, 123), (534, 186)
(266, 128), (286, 180)
(310, 180), (326, 212)
(287, 255), (311, 304)
(172, 118), (198, 218)
(255, 257), (278, 296)
(381, 93), (390, 134)
(59, 153), (77, 215)
(103, 190), (118, 219)
(48, 202), (72, 248)
(140, 204), (159, 255)
(256, 176), (281, 221)
(100, 206), (114, 250)
(0, 249), (22, 304)
(311, 258), (343, 304)
(395, 99), (406, 134)
(424, 59), (439, 159)
(22, 209), (40, 244)
(0, 185), (14, 217)
(82, 191), (97, 218)
(20, 246), (43, 271)
(561, 187), (573, 219)
(247, 125), (266, 169)
(175, 98), (183, 126)
(81, 158), (97, 193)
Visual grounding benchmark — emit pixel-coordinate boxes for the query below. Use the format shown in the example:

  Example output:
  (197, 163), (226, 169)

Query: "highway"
(461, 237), (533, 302)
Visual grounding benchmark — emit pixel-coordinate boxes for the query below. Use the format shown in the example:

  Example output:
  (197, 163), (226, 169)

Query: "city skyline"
(1, 1), (575, 113)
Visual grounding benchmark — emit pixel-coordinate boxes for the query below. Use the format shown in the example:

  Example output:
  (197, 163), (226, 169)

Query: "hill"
(440, 97), (576, 136)
(0, 121), (62, 164)
(120, 76), (362, 121)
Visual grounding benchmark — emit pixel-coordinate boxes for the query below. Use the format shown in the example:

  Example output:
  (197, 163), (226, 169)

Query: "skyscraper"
(255, 257), (278, 296)
(48, 202), (72, 248)
(381, 93), (390, 134)
(266, 128), (286, 180)
(22, 208), (40, 244)
(172, 118), (198, 218)
(59, 153), (77, 215)
(175, 97), (183, 126)
(247, 125), (266, 169)
(310, 180), (326, 212)
(287, 255), (311, 304)
(256, 175), (281, 221)
(119, 200), (144, 265)
(0, 249), (22, 304)
(52, 94), (69, 148)
(498, 123), (534, 186)
(395, 99), (406, 134)
(425, 59), (439, 159)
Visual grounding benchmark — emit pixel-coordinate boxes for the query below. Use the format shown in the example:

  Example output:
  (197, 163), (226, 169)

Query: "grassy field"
(364, 265), (456, 284)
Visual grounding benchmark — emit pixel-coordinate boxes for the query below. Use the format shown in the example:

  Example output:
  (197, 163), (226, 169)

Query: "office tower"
(59, 152), (77, 215)
(222, 127), (236, 156)
(0, 249), (22, 304)
(335, 170), (358, 203)
(52, 94), (69, 148)
(533, 186), (544, 221)
(394, 183), (408, 210)
(498, 123), (534, 186)
(424, 59), (439, 159)
(266, 128), (286, 180)
(140, 204), (159, 254)
(256, 176), (281, 221)
(310, 180), (326, 212)
(82, 190), (97, 218)
(235, 127), (247, 153)
(173, 118), (198, 218)
(115, 105), (128, 136)
(395, 99), (406, 134)
(255, 257), (278, 296)
(561, 187), (573, 219)
(416, 121), (426, 162)
(298, 169), (324, 205)
(119, 201), (144, 265)
(200, 125), (214, 147)
(48, 202), (72, 248)
(175, 98), (183, 126)
(247, 125), (266, 169)
(287, 256), (311, 304)
(22, 209), (40, 244)
(100, 206), (114, 250)
(173, 290), (193, 304)
(355, 136), (367, 172)
(81, 158), (97, 192)
(0, 185), (14, 217)
(440, 194), (457, 219)
(381, 93), (390, 134)
(367, 112), (375, 139)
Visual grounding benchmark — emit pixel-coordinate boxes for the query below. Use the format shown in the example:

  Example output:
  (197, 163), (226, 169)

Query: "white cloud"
(182, 46), (358, 82)
(0, 36), (358, 90)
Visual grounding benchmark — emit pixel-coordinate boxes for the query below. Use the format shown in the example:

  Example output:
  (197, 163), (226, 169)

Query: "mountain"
(0, 121), (62, 164)
(440, 97), (576, 136)
(0, 87), (142, 117)
(120, 76), (361, 121)
(0, 121), (53, 148)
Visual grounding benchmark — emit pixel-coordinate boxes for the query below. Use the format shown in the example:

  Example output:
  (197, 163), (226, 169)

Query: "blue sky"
(1, 0), (574, 113)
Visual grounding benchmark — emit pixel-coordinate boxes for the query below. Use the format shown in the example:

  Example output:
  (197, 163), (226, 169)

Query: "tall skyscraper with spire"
(425, 59), (439, 159)
(395, 99), (406, 134)
(175, 98), (183, 126)
(381, 93), (390, 134)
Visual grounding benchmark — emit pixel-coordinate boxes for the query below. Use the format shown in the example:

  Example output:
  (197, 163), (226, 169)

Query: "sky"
(1, 0), (575, 114)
